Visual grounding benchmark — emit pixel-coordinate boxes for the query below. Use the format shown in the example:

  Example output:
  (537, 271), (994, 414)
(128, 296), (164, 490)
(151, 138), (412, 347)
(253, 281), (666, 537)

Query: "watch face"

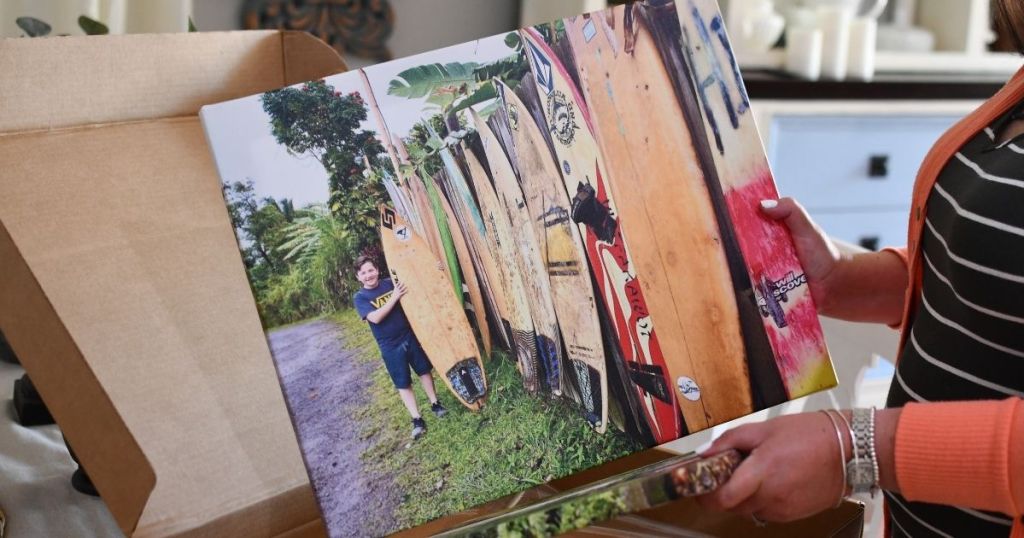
(847, 461), (874, 485)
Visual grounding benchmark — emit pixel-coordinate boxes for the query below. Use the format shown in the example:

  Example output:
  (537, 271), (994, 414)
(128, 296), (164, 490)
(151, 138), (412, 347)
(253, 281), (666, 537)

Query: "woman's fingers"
(701, 423), (765, 456)
(761, 197), (818, 241)
(697, 453), (765, 511)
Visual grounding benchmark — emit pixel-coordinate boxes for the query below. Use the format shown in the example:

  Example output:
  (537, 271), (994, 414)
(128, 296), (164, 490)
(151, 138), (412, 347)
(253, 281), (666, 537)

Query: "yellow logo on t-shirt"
(371, 291), (393, 309)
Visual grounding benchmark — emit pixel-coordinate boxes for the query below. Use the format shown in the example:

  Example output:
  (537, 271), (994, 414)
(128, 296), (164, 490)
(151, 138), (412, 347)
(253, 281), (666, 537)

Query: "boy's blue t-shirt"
(353, 278), (413, 350)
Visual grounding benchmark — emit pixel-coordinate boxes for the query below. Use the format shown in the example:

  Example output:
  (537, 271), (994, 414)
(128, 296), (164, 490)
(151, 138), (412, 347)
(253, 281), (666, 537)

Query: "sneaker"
(411, 417), (427, 440)
(431, 401), (448, 418)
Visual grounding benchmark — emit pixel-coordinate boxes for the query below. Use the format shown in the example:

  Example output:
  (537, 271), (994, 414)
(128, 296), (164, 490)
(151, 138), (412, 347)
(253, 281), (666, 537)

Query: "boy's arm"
(365, 281), (407, 325)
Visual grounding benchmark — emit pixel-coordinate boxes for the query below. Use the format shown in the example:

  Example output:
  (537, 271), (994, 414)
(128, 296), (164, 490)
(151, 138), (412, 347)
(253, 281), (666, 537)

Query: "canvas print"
(201, 0), (836, 535)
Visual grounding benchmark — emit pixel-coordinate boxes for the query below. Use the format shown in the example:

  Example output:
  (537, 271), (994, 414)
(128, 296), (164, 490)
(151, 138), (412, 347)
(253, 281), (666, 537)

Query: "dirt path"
(269, 319), (401, 538)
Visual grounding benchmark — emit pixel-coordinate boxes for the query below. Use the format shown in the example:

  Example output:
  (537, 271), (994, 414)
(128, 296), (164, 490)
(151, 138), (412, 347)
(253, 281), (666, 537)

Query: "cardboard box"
(0, 31), (345, 537)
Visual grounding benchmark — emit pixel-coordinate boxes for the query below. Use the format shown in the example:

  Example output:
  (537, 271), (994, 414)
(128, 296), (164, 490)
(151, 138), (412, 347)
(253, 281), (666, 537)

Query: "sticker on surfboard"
(393, 224), (410, 242)
(677, 377), (701, 402)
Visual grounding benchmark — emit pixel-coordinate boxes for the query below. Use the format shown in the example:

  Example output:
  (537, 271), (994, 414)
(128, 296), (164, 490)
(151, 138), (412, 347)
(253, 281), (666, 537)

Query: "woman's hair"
(354, 255), (378, 272)
(995, 0), (1024, 54)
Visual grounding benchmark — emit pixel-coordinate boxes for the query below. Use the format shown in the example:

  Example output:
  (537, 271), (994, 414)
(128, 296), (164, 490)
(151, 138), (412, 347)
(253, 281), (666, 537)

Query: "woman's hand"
(761, 197), (908, 323)
(696, 412), (849, 523)
(760, 198), (843, 313)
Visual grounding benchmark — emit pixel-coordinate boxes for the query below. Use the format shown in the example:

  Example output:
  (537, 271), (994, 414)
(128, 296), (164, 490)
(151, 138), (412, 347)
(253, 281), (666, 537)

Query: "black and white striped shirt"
(885, 101), (1024, 537)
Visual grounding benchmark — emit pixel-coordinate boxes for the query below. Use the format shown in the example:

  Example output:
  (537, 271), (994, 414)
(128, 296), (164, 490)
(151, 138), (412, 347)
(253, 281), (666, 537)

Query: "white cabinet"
(753, 100), (982, 250)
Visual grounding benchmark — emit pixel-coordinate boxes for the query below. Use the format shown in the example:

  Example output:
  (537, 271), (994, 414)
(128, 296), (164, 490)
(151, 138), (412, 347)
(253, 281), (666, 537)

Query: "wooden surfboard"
(379, 205), (487, 410)
(433, 174), (493, 357)
(459, 145), (516, 334)
(460, 131), (543, 394)
(492, 79), (609, 432)
(672, 0), (834, 398)
(517, 28), (683, 443)
(436, 146), (514, 350)
(555, 12), (758, 431)
(471, 108), (565, 397)
(406, 172), (451, 283)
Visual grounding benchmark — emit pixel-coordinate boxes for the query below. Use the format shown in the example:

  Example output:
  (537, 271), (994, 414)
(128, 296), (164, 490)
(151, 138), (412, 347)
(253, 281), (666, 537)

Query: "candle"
(785, 27), (823, 81)
(847, 17), (877, 82)
(817, 5), (853, 80)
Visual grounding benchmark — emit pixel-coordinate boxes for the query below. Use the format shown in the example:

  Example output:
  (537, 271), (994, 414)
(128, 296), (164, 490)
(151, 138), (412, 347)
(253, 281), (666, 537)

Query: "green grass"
(330, 309), (643, 531)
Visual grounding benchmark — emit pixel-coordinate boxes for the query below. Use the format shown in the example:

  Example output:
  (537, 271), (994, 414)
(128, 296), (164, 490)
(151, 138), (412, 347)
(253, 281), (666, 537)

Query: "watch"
(846, 407), (879, 497)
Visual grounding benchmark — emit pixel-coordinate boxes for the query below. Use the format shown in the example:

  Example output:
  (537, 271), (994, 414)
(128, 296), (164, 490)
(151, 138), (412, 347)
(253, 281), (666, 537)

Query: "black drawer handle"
(859, 236), (880, 251)
(868, 155), (889, 178)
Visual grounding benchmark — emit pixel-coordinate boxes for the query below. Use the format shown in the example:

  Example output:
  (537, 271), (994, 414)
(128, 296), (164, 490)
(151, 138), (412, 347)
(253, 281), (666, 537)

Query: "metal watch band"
(847, 407), (879, 496)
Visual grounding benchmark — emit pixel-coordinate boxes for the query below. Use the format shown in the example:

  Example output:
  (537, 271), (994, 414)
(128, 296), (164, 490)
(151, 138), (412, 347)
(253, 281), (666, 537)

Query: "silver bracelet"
(820, 410), (848, 507)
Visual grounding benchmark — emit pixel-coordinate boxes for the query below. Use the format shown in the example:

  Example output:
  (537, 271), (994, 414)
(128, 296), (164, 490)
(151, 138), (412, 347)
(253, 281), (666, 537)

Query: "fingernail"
(760, 199), (778, 209)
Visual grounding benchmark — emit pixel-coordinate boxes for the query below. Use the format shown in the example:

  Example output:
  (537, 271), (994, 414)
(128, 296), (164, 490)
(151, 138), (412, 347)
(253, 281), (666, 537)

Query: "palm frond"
(387, 62), (481, 99)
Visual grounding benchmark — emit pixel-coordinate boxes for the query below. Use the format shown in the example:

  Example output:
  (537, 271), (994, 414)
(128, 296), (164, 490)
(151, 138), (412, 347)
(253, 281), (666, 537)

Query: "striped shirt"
(885, 101), (1024, 537)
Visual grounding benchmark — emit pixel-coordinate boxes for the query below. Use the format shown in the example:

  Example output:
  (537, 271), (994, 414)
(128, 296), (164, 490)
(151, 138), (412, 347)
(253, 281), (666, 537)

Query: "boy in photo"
(352, 255), (447, 439)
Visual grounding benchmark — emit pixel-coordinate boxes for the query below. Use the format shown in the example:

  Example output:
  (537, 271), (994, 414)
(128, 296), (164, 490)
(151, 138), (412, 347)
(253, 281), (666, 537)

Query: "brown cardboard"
(0, 31), (345, 537)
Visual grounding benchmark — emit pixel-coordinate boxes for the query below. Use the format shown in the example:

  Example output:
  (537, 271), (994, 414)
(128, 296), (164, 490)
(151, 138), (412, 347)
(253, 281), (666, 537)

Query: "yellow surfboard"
(379, 205), (487, 410)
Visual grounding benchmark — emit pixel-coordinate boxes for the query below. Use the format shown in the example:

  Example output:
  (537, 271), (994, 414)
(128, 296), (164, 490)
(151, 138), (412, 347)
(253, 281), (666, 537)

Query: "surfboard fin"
(626, 363), (672, 403)
(447, 358), (486, 404)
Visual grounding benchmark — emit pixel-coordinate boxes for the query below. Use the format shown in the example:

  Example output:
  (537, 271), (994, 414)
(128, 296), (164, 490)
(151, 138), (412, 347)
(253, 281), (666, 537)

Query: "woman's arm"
(895, 398), (1024, 515)
(696, 399), (1023, 522)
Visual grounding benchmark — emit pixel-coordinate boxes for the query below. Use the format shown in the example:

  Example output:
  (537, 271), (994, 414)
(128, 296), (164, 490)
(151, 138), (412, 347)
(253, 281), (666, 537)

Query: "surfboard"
(555, 11), (759, 431)
(435, 146), (514, 350)
(517, 29), (682, 443)
(379, 205), (487, 410)
(459, 133), (543, 395)
(671, 0), (834, 398)
(433, 174), (492, 357)
(459, 145), (516, 332)
(470, 108), (564, 397)
(406, 172), (451, 282)
(492, 79), (609, 431)
(423, 171), (466, 303)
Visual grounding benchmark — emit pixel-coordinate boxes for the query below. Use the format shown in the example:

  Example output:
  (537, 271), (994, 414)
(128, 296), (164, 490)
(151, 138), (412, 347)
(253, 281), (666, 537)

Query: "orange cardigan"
(886, 66), (1024, 536)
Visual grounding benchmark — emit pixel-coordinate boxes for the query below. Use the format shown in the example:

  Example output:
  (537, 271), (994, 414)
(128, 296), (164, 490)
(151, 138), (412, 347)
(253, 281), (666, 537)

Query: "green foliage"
(384, 42), (528, 180)
(223, 180), (293, 271)
(78, 16), (108, 35)
(495, 491), (627, 537)
(222, 81), (397, 327)
(387, 62), (481, 100)
(343, 316), (643, 531)
(403, 113), (462, 178)
(534, 20), (568, 44)
(503, 32), (522, 52)
(16, 17), (51, 37)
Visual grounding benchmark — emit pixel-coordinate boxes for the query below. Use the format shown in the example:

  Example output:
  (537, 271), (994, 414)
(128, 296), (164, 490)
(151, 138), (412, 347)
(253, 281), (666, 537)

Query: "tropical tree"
(223, 179), (294, 272)
(261, 80), (389, 231)
(277, 203), (359, 310)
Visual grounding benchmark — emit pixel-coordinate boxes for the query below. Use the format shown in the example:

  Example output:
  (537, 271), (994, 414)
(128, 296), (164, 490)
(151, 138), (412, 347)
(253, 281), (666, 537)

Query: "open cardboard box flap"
(0, 31), (345, 537)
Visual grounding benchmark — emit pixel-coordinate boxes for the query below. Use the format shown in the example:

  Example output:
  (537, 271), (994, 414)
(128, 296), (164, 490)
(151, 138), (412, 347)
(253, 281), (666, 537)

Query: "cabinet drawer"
(768, 115), (961, 210)
(812, 210), (909, 251)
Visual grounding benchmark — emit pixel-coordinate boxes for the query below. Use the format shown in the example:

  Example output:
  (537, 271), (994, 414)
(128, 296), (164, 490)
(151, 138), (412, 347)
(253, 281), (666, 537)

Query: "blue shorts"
(381, 335), (433, 389)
